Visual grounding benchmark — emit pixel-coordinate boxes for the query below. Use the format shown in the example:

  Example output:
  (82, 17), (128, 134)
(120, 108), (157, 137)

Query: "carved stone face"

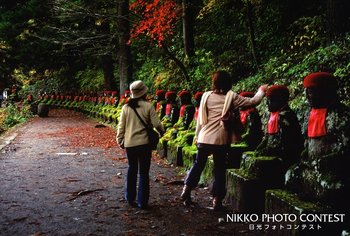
(180, 94), (191, 105)
(155, 95), (163, 102)
(306, 87), (336, 108)
(267, 96), (288, 112)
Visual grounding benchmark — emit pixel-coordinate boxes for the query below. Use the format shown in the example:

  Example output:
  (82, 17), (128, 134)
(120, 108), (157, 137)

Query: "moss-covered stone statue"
(161, 91), (179, 129)
(255, 85), (304, 169)
(238, 91), (264, 149)
(161, 91), (192, 140)
(165, 90), (196, 165)
(285, 72), (350, 209)
(154, 89), (166, 119)
(116, 90), (130, 120)
(176, 90), (195, 131)
(226, 91), (264, 168)
(226, 85), (303, 213)
(180, 92), (204, 168)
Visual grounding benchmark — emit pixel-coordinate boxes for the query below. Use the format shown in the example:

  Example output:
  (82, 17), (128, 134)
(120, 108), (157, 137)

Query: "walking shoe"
(127, 201), (138, 208)
(212, 197), (224, 211)
(180, 185), (192, 201)
(138, 204), (149, 210)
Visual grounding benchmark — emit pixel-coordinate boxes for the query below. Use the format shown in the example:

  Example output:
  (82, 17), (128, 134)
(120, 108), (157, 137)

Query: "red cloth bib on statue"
(180, 105), (186, 117)
(165, 104), (172, 115)
(240, 108), (256, 126)
(156, 102), (161, 111)
(308, 108), (327, 138)
(267, 112), (279, 134)
(194, 107), (199, 120)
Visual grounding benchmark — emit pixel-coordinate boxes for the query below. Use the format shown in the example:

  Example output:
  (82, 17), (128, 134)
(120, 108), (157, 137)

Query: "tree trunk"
(102, 54), (117, 90)
(162, 44), (190, 82)
(245, 1), (259, 71)
(182, 0), (195, 58)
(117, 0), (132, 94)
(326, 0), (350, 43)
(99, 19), (117, 91)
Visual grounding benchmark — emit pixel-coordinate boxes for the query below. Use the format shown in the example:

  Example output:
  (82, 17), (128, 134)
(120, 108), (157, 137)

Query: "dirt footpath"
(0, 109), (258, 236)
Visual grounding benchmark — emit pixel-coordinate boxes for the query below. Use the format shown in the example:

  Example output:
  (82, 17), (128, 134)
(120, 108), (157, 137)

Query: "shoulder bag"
(130, 106), (160, 150)
(221, 106), (244, 142)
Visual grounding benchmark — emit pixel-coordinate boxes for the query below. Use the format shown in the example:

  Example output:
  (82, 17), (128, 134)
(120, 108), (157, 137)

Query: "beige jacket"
(117, 100), (164, 148)
(196, 89), (265, 145)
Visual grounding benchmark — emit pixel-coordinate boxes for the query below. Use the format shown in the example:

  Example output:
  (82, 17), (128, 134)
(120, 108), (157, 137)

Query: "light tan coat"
(196, 89), (265, 145)
(117, 100), (164, 148)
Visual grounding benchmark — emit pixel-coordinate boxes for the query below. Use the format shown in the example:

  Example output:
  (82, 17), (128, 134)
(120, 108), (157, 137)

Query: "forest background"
(1, 0), (349, 121)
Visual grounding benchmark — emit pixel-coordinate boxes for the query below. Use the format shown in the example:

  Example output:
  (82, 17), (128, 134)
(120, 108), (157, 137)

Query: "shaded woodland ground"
(0, 109), (261, 236)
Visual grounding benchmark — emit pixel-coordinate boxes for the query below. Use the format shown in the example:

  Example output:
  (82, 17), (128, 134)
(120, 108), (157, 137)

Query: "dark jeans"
(125, 144), (152, 207)
(184, 143), (228, 199)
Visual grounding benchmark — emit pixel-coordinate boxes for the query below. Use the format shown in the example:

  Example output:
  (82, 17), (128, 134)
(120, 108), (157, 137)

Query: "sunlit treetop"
(129, 0), (181, 47)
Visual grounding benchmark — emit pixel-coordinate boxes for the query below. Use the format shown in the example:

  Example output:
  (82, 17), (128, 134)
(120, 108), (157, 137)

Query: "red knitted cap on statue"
(239, 91), (255, 97)
(165, 91), (176, 98)
(194, 92), (204, 100)
(178, 90), (191, 98)
(156, 89), (166, 96)
(303, 72), (337, 89)
(266, 85), (289, 99)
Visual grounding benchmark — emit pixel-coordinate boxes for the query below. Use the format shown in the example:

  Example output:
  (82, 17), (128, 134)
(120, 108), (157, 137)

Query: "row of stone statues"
(36, 72), (349, 234)
(153, 72), (349, 234)
(37, 72), (349, 209)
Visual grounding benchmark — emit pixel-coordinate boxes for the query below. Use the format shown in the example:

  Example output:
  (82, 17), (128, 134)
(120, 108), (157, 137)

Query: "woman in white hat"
(117, 80), (164, 209)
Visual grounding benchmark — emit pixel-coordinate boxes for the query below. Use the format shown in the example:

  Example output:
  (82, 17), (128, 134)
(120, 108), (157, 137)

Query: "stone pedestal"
(167, 145), (183, 166)
(226, 168), (265, 213)
(226, 152), (284, 213)
(200, 157), (214, 185)
(181, 147), (196, 170)
(265, 189), (345, 236)
(157, 140), (167, 158)
(227, 144), (249, 168)
(37, 103), (49, 117)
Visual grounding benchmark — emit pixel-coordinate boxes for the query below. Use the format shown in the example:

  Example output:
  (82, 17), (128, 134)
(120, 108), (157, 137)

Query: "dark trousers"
(184, 143), (228, 199)
(125, 144), (151, 207)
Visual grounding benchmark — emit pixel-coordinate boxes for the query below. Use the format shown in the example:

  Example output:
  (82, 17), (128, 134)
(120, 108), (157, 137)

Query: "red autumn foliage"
(129, 0), (181, 46)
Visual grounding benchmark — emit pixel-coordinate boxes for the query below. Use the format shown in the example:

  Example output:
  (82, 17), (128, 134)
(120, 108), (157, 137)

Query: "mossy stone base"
(240, 152), (285, 183)
(157, 140), (168, 158)
(226, 153), (285, 213)
(265, 189), (345, 236)
(226, 168), (265, 213)
(167, 145), (183, 166)
(227, 144), (249, 168)
(38, 103), (49, 117)
(182, 147), (196, 170)
(199, 157), (214, 185)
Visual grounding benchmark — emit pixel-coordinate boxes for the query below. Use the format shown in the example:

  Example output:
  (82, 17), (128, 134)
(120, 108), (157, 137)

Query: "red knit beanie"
(178, 90), (191, 98)
(165, 91), (176, 99)
(239, 91), (254, 97)
(156, 89), (166, 96)
(303, 72), (337, 89)
(266, 85), (289, 100)
(194, 92), (204, 101)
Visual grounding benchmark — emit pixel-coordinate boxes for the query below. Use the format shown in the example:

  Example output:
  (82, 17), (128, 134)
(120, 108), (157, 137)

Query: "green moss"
(241, 154), (277, 170)
(266, 189), (328, 213)
(199, 157), (214, 185)
(231, 143), (248, 148)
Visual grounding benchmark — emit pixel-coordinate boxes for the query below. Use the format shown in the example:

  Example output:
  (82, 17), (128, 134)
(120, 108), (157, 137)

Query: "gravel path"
(0, 109), (257, 236)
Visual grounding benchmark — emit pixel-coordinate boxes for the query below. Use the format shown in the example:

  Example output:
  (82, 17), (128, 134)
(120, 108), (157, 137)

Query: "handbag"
(130, 106), (160, 150)
(221, 106), (244, 141)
